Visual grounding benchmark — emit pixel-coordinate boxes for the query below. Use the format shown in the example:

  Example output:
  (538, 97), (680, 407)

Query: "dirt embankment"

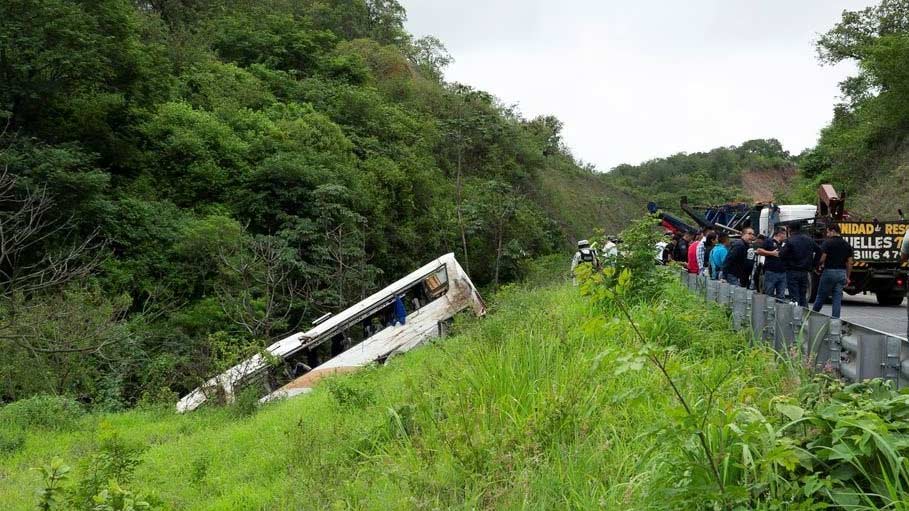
(739, 166), (797, 203)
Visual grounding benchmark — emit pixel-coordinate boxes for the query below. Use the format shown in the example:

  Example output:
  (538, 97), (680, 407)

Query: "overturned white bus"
(176, 253), (485, 412)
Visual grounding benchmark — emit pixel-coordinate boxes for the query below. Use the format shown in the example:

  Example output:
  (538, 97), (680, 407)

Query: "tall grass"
(1, 276), (786, 510)
(2, 271), (905, 509)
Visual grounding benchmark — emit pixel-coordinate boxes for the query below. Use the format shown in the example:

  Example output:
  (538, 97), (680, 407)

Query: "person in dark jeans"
(756, 226), (788, 299)
(723, 227), (756, 287)
(812, 225), (854, 318)
(780, 222), (820, 306)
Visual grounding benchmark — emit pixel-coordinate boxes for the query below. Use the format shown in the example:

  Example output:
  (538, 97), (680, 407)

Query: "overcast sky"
(401, 0), (874, 170)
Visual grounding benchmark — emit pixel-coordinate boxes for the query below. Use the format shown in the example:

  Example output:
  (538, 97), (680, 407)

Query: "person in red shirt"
(687, 233), (701, 274)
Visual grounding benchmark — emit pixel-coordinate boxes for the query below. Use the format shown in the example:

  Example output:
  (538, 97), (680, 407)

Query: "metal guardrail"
(679, 270), (909, 388)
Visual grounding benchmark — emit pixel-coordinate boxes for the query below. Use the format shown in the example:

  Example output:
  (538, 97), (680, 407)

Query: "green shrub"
(229, 385), (262, 418)
(0, 428), (25, 454)
(325, 375), (375, 410)
(0, 395), (84, 431)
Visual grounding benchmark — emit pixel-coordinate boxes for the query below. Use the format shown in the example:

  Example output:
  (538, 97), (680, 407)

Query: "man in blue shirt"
(757, 227), (788, 299)
(709, 233), (730, 280)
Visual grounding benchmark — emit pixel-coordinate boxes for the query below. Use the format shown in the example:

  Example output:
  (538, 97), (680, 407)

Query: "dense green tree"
(0, 0), (636, 406)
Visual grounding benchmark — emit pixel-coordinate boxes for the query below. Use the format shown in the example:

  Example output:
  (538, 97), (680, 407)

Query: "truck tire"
(876, 292), (905, 306)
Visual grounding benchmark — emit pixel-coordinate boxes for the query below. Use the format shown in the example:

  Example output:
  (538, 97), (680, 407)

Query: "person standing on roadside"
(710, 233), (731, 280)
(757, 226), (788, 299)
(780, 222), (820, 307)
(724, 227), (756, 287)
(901, 228), (909, 339)
(746, 234), (762, 289)
(570, 239), (600, 285)
(812, 225), (854, 319)
(696, 228), (715, 276)
(687, 232), (702, 274)
(701, 232), (717, 277)
(674, 231), (692, 263)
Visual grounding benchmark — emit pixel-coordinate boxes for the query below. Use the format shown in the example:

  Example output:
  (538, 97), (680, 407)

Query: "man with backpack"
(570, 239), (600, 285)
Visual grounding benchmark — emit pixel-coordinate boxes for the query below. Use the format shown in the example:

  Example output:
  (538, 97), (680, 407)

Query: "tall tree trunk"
(493, 221), (504, 290)
(455, 134), (469, 274)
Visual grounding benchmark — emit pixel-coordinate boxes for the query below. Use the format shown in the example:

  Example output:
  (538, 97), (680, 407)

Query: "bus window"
(424, 266), (449, 299)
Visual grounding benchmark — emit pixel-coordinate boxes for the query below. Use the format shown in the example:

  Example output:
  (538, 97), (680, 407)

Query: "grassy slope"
(0, 275), (790, 510)
(533, 163), (644, 243)
(843, 140), (909, 218)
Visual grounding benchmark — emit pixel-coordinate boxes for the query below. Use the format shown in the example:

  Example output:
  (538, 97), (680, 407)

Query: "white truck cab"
(758, 205), (817, 237)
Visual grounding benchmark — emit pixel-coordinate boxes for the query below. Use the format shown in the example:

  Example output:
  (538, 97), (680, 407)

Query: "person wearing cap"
(570, 239), (600, 285)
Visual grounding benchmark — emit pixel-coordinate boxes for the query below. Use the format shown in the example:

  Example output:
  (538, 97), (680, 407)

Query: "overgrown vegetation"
(1, 223), (905, 509)
(0, 0), (640, 407)
(610, 138), (797, 207)
(794, 0), (909, 215)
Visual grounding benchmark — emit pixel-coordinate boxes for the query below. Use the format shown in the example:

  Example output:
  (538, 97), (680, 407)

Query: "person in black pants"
(756, 227), (788, 299)
(780, 223), (820, 306)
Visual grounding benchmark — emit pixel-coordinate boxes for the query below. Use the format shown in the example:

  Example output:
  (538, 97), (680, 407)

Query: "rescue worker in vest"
(901, 228), (909, 339)
(571, 239), (600, 285)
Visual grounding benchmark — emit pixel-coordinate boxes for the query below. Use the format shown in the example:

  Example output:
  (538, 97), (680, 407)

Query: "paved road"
(814, 293), (908, 338)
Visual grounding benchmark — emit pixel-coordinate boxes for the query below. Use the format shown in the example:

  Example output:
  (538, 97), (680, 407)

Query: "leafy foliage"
(579, 218), (909, 509)
(0, 0), (638, 406)
(798, 0), (909, 214)
(610, 139), (795, 207)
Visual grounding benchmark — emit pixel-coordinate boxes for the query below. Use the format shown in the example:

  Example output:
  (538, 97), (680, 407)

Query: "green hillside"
(792, 1), (909, 215)
(0, 0), (637, 408)
(4, 246), (908, 510)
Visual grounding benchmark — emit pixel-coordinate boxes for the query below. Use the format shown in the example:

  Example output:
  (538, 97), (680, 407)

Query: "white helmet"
(577, 239), (590, 249)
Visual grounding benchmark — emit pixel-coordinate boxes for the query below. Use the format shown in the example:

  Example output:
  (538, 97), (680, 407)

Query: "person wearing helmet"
(571, 239), (600, 285)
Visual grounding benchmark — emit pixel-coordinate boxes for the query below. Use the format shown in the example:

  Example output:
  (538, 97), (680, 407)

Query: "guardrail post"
(695, 274), (707, 300)
(884, 336), (902, 388)
(804, 313), (831, 371)
(773, 300), (795, 352)
(763, 298), (776, 345)
(718, 281), (730, 306)
(731, 287), (747, 330)
(751, 293), (766, 345)
(791, 304), (803, 347)
(829, 319), (842, 376)
(706, 279), (718, 302)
